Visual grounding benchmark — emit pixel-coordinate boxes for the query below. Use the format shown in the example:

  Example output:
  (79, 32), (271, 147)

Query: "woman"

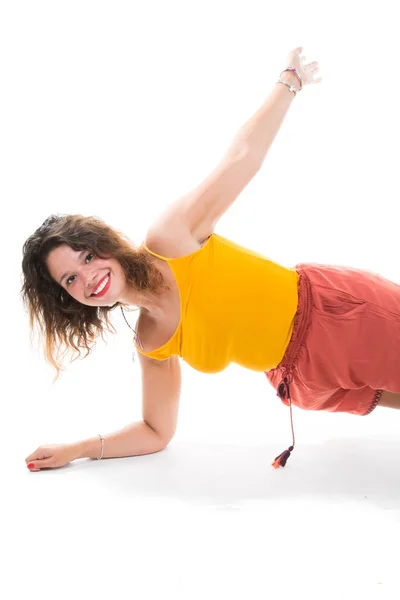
(22, 47), (400, 474)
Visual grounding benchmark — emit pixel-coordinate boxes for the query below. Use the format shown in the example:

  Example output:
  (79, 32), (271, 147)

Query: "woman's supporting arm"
(73, 354), (182, 460)
(74, 420), (166, 460)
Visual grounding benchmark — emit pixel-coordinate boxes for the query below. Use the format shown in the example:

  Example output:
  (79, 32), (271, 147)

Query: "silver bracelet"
(280, 67), (303, 90)
(276, 78), (298, 96)
(276, 67), (303, 97)
(97, 434), (104, 460)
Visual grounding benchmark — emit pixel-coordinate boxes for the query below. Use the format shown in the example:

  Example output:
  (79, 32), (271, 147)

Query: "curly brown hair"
(20, 214), (168, 381)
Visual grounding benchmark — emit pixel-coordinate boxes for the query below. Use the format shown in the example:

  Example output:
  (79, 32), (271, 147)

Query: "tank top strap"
(143, 233), (214, 262)
(143, 243), (170, 261)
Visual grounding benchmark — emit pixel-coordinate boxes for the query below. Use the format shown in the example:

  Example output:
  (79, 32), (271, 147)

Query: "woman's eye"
(65, 253), (94, 286)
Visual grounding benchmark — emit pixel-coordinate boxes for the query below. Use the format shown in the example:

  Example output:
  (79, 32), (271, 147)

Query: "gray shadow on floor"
(63, 435), (400, 511)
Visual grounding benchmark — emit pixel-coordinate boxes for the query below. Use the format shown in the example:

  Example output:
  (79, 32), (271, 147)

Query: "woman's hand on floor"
(25, 443), (79, 471)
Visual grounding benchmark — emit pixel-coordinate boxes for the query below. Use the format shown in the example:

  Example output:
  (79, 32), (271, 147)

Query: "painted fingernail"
(27, 463), (34, 469)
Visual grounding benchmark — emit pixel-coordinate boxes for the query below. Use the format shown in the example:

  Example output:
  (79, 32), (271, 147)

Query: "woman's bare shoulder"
(144, 218), (211, 259)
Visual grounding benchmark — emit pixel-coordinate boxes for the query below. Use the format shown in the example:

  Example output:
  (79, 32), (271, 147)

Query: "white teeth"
(93, 275), (109, 295)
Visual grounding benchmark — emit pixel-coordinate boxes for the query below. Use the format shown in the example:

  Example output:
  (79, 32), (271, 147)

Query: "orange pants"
(265, 262), (400, 415)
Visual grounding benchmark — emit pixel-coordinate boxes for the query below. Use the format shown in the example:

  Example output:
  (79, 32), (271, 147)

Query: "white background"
(2, 1), (400, 599)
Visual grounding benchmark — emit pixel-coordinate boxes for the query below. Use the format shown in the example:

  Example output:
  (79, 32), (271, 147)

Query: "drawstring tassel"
(271, 375), (296, 469)
(272, 445), (294, 469)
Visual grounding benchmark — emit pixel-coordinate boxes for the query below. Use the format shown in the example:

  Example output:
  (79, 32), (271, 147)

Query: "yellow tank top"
(135, 233), (299, 373)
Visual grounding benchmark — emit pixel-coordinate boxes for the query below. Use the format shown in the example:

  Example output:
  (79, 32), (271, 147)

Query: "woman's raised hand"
(25, 443), (80, 471)
(286, 47), (322, 87)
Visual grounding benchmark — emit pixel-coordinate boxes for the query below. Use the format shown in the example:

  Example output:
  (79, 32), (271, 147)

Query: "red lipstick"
(91, 273), (111, 298)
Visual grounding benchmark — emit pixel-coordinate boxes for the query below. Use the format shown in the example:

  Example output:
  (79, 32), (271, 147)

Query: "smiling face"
(46, 244), (127, 306)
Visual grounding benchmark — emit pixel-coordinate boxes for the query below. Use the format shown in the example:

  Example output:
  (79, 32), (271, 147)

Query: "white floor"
(7, 353), (400, 600)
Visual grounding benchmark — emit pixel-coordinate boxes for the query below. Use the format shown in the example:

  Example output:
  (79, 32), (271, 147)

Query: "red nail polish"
(27, 463), (34, 469)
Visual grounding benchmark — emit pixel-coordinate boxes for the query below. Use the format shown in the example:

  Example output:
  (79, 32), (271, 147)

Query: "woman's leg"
(379, 390), (400, 409)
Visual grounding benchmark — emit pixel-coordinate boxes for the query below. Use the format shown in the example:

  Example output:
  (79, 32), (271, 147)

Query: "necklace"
(120, 305), (144, 361)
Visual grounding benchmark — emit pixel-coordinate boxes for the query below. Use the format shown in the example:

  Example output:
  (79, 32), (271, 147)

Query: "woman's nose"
(84, 271), (98, 289)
